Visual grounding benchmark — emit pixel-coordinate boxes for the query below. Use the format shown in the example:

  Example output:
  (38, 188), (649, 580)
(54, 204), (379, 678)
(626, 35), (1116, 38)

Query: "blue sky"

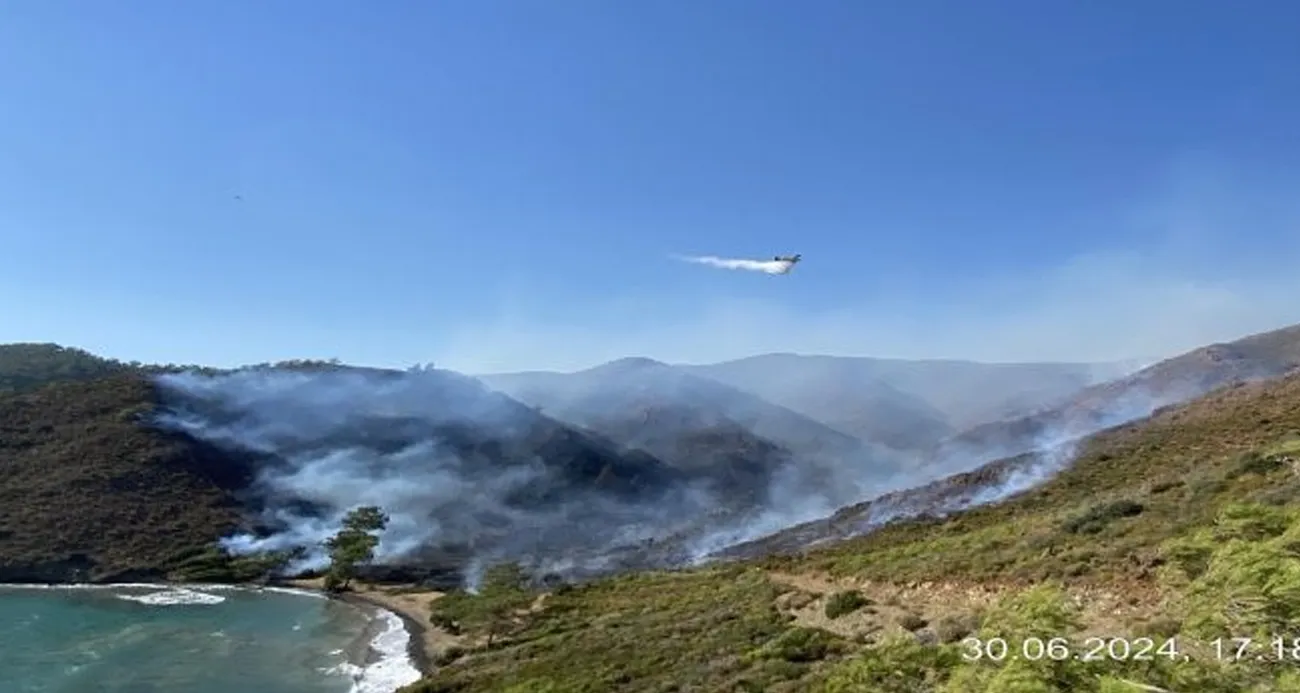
(2, 1), (1299, 372)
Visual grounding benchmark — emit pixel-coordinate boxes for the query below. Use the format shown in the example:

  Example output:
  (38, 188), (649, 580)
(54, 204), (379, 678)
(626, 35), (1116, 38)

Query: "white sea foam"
(348, 610), (422, 693)
(0, 582), (325, 599)
(0, 582), (229, 605)
(116, 588), (227, 606)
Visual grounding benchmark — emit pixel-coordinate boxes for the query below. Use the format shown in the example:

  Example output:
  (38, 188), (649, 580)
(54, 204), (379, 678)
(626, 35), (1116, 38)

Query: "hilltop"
(0, 343), (133, 393)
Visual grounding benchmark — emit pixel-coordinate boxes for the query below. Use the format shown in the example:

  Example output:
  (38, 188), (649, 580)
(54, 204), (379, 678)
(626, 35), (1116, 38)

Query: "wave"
(322, 609), (422, 693)
(0, 582), (325, 598)
(115, 588), (227, 606)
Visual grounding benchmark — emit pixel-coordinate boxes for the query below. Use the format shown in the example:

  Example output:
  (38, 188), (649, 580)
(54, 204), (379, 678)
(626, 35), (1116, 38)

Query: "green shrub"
(1165, 503), (1300, 639)
(750, 627), (844, 663)
(824, 590), (870, 619)
(932, 613), (981, 643)
(1061, 500), (1145, 535)
(1229, 451), (1287, 478)
(820, 635), (960, 693)
(897, 613), (929, 631)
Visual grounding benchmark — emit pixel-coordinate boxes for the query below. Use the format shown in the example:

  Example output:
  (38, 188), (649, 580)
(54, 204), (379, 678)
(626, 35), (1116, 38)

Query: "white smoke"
(705, 381), (1198, 561)
(148, 349), (1271, 586)
(149, 368), (744, 584)
(674, 255), (797, 275)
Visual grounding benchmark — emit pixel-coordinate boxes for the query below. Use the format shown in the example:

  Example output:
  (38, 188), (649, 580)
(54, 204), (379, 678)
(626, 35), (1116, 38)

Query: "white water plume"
(674, 255), (797, 275)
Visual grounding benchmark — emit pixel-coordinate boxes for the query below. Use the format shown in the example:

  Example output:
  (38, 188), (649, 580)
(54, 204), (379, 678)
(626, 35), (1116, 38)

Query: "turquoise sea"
(0, 584), (422, 693)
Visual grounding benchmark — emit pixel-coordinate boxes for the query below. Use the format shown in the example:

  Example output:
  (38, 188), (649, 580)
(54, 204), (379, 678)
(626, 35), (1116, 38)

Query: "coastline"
(0, 579), (442, 689)
(287, 578), (454, 679)
(0, 580), (425, 691)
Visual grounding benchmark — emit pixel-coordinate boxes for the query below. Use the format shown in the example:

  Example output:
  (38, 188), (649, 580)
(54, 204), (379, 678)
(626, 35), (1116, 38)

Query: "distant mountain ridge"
(487, 353), (1128, 457)
(481, 357), (874, 459)
(480, 357), (897, 509)
(680, 354), (1127, 451)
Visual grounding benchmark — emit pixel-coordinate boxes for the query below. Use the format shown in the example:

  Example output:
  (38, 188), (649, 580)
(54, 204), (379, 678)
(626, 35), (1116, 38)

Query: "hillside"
(480, 357), (900, 508)
(927, 322), (1300, 474)
(11, 339), (1300, 690)
(399, 363), (1300, 693)
(482, 357), (873, 457)
(736, 370), (1300, 584)
(681, 354), (1120, 452)
(1, 352), (850, 586)
(0, 375), (256, 582)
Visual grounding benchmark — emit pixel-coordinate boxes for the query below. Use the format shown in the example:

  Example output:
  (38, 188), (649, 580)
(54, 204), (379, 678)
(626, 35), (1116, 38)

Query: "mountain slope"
(480, 357), (894, 475)
(401, 355), (1300, 693)
(0, 358), (776, 585)
(682, 354), (1120, 451)
(734, 366), (1300, 585)
(927, 322), (1300, 472)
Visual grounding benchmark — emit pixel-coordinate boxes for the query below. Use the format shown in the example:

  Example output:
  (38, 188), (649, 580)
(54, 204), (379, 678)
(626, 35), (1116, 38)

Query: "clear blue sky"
(3, 1), (1299, 372)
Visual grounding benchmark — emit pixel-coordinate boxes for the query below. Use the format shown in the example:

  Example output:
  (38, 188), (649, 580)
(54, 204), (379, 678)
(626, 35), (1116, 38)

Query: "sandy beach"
(286, 578), (458, 677)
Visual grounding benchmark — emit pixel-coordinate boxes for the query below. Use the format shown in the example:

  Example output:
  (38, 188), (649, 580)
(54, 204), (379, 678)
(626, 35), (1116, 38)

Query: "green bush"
(1061, 500), (1145, 535)
(897, 613), (929, 631)
(824, 590), (870, 619)
(932, 613), (981, 643)
(749, 627), (844, 663)
(1165, 503), (1300, 639)
(1229, 451), (1288, 478)
(943, 584), (1105, 693)
(820, 635), (960, 693)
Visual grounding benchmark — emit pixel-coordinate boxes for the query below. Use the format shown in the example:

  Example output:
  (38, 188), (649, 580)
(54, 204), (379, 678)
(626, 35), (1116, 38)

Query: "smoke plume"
(148, 361), (914, 587)
(151, 367), (733, 585)
(710, 381), (1213, 562)
(674, 255), (796, 275)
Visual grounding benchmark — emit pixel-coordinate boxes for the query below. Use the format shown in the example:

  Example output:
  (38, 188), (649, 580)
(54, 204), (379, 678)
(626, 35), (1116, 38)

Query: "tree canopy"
(323, 505), (390, 592)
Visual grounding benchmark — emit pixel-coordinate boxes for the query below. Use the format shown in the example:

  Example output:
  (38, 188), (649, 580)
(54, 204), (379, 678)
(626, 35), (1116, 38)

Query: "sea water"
(0, 584), (422, 693)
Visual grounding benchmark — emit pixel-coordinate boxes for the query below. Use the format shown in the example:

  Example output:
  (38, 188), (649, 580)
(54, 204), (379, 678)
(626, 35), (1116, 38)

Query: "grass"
(407, 566), (851, 692)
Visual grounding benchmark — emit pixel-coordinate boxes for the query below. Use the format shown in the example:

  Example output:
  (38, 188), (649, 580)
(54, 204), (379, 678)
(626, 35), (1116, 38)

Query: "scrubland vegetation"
(402, 375), (1300, 692)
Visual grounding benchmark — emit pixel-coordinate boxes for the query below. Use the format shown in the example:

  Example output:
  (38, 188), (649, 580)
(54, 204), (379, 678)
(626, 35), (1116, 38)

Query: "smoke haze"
(151, 366), (901, 586)
(712, 382), (1203, 561)
(144, 324), (1278, 588)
